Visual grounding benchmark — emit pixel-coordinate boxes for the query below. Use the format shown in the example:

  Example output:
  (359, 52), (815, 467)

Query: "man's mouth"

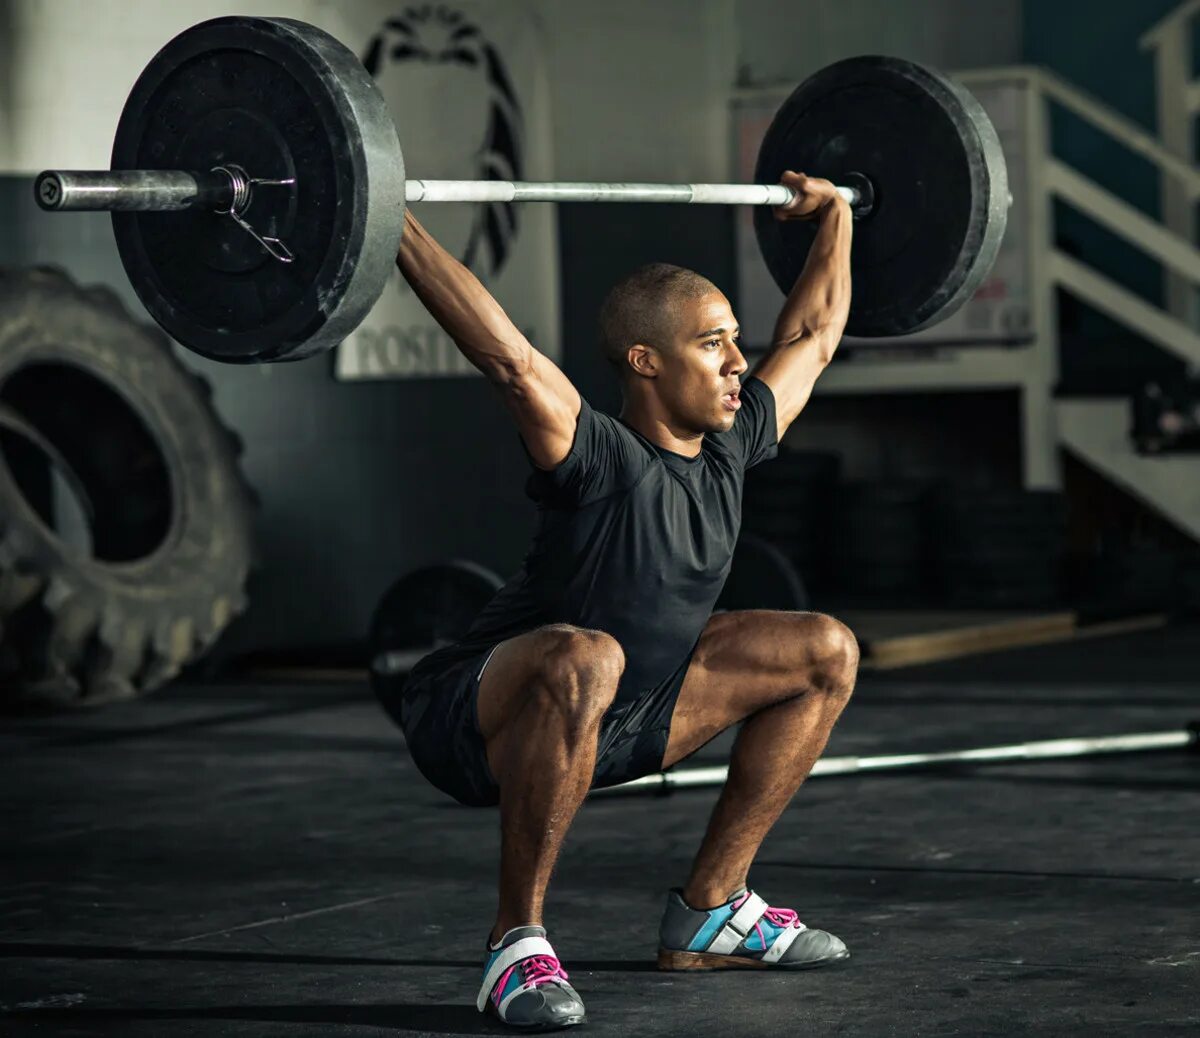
(721, 389), (741, 412)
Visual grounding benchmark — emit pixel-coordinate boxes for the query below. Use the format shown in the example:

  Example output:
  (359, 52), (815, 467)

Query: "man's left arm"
(751, 172), (853, 441)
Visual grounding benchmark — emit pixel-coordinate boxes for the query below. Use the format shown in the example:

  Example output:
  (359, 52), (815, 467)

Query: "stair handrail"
(1139, 0), (1200, 49)
(1035, 67), (1200, 194)
(1045, 160), (1200, 283)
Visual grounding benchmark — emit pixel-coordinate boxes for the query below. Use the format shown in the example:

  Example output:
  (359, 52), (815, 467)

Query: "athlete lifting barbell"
(24, 14), (1059, 1032)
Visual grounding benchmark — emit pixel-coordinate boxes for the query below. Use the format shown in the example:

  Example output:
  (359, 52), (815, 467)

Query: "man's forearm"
(396, 211), (532, 381)
(771, 200), (852, 355)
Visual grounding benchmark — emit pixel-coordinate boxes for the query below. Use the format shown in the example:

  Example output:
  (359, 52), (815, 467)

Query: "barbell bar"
(36, 170), (866, 213)
(29, 16), (1009, 363)
(592, 724), (1200, 797)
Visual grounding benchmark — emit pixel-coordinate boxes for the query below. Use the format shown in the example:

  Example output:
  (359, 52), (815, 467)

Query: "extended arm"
(751, 173), (853, 441)
(396, 210), (580, 468)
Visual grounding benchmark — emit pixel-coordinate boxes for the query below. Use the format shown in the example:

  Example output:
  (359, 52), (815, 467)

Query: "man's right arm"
(396, 210), (581, 470)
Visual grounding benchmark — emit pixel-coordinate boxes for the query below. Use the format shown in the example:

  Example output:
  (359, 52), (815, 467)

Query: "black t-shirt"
(445, 376), (778, 703)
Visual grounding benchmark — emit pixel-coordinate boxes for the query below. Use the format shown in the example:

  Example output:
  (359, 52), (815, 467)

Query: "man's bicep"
(498, 348), (582, 470)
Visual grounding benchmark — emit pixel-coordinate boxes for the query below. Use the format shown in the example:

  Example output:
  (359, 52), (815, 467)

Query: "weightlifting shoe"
(657, 887), (849, 970)
(478, 925), (586, 1031)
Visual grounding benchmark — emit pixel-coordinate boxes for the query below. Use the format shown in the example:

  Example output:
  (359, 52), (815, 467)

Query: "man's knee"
(806, 614), (859, 695)
(529, 625), (625, 724)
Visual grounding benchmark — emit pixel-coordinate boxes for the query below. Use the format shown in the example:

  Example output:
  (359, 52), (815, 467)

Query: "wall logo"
(336, 2), (559, 381)
(363, 5), (524, 281)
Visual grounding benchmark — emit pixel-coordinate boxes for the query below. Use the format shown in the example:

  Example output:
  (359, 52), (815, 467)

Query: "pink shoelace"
(492, 954), (569, 1007)
(732, 891), (803, 951)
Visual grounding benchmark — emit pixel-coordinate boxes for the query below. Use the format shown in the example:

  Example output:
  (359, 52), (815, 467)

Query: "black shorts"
(376, 641), (696, 807)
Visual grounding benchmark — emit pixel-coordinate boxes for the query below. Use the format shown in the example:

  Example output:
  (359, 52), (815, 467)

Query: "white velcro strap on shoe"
(760, 920), (806, 964)
(705, 892), (768, 954)
(476, 936), (556, 1012)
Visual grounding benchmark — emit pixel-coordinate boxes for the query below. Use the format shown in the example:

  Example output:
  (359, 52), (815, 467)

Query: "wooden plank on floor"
(840, 610), (1079, 670)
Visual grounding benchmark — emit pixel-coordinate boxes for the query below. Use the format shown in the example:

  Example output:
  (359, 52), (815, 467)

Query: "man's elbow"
(816, 328), (843, 367)
(808, 310), (847, 366)
(771, 325), (840, 367)
(473, 336), (535, 387)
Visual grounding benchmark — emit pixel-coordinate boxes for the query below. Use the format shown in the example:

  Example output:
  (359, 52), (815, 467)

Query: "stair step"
(1056, 399), (1200, 541)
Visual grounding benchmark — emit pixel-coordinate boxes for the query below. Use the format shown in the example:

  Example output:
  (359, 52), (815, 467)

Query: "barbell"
(34, 16), (1009, 364)
(593, 723), (1200, 797)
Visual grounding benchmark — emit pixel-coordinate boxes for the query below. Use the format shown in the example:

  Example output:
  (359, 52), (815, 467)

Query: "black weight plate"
(716, 533), (809, 612)
(112, 17), (405, 363)
(754, 56), (1008, 337)
(370, 560), (504, 661)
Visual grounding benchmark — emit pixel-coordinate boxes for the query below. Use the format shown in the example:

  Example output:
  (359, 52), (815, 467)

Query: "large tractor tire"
(0, 267), (256, 709)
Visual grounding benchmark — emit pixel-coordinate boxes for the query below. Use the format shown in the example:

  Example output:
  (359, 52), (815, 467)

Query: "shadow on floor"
(0, 941), (659, 973)
(0, 1003), (504, 1035)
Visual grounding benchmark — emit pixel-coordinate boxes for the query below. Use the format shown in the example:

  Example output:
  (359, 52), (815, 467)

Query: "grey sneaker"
(657, 887), (849, 970)
(477, 925), (586, 1030)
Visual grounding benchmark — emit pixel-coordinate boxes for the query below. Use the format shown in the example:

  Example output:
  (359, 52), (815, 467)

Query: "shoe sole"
(657, 948), (851, 971)
(483, 1003), (587, 1031)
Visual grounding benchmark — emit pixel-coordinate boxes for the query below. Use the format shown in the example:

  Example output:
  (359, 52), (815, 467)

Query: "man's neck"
(618, 398), (704, 458)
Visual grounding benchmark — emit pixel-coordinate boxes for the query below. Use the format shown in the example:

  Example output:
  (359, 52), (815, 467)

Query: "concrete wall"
(0, 0), (741, 179)
(0, 0), (1026, 657)
(736, 0), (1022, 85)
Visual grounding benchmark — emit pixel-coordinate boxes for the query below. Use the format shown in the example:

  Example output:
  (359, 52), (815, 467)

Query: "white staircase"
(1043, 5), (1200, 543)
(875, 61), (1200, 537)
(1057, 399), (1200, 539)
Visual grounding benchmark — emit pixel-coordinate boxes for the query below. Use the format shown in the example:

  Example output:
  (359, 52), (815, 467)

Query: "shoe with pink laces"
(478, 925), (586, 1030)
(657, 887), (849, 970)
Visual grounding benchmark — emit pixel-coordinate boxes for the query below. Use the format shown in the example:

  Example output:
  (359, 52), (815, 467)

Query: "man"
(384, 170), (857, 1031)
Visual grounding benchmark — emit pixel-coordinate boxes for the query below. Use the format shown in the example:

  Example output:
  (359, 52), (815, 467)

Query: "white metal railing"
(1140, 0), (1200, 325)
(1032, 33), (1200, 536)
(961, 60), (1200, 488)
(1027, 64), (1200, 372)
(1037, 69), (1200, 194)
(1048, 251), (1200, 368)
(1045, 161), (1200, 282)
(1140, 0), (1200, 83)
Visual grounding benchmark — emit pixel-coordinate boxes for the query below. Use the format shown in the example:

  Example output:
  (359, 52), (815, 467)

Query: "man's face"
(653, 292), (748, 434)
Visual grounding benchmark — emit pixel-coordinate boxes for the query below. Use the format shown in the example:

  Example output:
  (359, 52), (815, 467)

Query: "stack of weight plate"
(931, 485), (1066, 608)
(835, 481), (931, 602)
(742, 450), (841, 593)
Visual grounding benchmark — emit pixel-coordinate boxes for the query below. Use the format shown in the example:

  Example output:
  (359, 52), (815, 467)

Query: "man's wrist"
(820, 195), (851, 220)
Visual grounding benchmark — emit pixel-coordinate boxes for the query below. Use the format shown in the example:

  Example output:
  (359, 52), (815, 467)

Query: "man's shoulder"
(585, 403), (656, 456)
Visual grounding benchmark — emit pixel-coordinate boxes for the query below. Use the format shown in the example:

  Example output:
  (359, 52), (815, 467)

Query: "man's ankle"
(680, 883), (740, 911)
(489, 921), (541, 948)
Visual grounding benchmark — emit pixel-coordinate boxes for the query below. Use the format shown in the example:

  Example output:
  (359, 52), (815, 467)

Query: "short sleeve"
(722, 376), (779, 470)
(523, 396), (650, 506)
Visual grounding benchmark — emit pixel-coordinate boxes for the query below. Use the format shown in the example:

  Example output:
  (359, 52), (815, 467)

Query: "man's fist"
(773, 171), (845, 221)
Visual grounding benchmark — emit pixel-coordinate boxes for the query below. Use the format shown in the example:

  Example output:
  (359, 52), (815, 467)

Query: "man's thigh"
(661, 610), (850, 770)
(475, 623), (625, 780)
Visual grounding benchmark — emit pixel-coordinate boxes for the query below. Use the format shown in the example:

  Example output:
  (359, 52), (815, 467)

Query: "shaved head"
(598, 263), (719, 378)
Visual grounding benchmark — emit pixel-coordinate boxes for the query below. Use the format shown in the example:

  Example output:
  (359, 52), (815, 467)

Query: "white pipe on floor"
(592, 727), (1196, 796)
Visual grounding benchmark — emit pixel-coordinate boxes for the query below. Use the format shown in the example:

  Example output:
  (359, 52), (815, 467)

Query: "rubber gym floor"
(1, 621), (1196, 1037)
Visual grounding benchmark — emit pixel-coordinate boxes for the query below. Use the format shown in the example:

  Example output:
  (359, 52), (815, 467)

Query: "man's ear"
(627, 343), (659, 379)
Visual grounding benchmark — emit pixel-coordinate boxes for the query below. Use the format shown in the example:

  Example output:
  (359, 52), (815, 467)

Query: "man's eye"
(705, 339), (720, 349)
